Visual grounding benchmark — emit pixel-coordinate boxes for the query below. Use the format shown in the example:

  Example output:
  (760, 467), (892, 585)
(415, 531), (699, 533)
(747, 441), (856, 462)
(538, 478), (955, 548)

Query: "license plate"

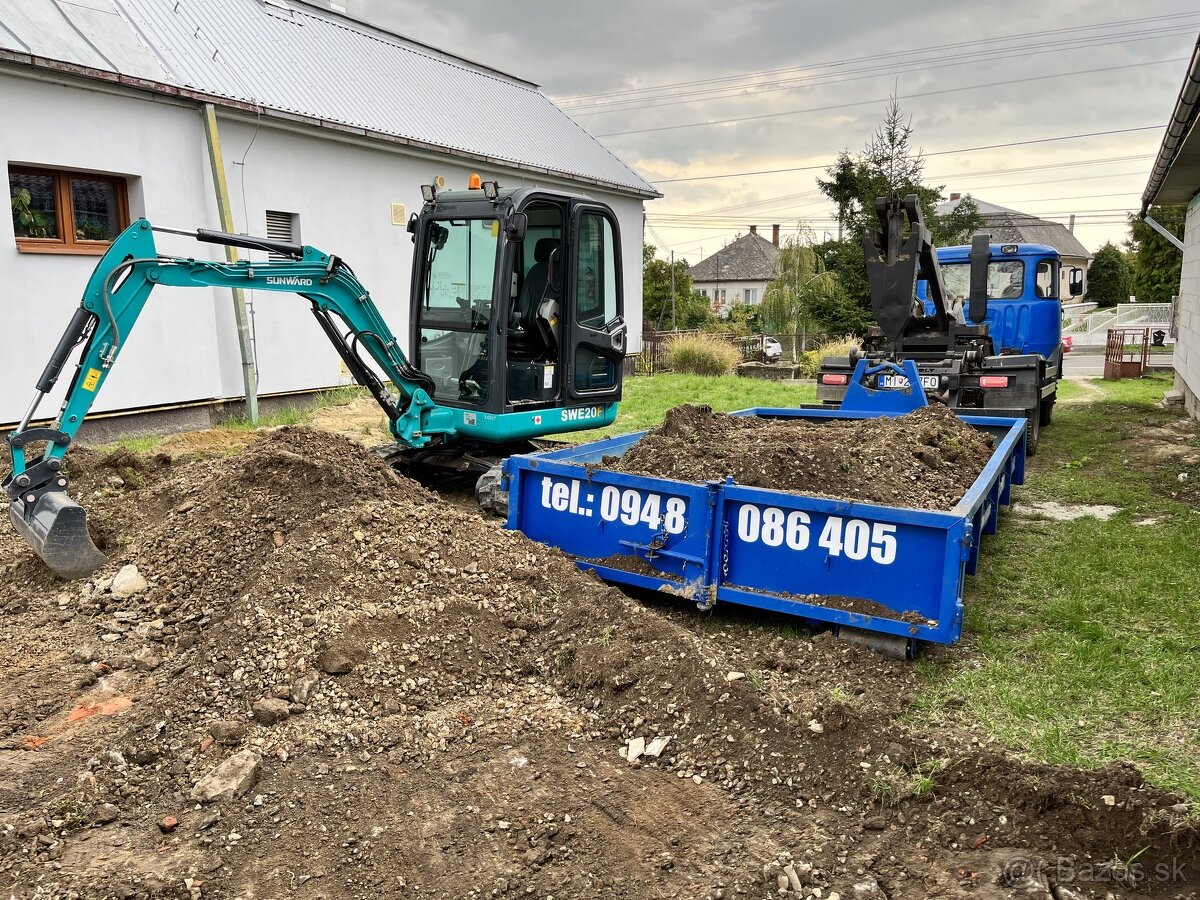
(879, 374), (938, 390)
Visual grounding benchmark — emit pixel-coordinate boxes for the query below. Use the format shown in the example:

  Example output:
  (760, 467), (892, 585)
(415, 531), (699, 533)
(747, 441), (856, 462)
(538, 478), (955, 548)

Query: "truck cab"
(919, 243), (1080, 375)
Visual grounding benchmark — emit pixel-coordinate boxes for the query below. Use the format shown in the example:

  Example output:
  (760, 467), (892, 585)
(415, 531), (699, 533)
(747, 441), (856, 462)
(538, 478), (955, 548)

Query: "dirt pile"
(607, 404), (997, 510)
(0, 428), (1196, 899)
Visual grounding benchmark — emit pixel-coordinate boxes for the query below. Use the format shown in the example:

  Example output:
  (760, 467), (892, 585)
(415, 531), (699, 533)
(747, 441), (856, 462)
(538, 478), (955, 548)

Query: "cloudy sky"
(352, 0), (1196, 265)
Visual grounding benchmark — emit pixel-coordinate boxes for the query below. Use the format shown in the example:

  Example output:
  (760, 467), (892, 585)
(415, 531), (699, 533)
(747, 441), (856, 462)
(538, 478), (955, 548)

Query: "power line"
(687, 156), (1155, 217)
(652, 188), (1148, 227)
(596, 58), (1183, 138)
(556, 10), (1200, 104)
(649, 205), (1149, 224)
(691, 168), (1151, 221)
(647, 216), (1142, 237)
(649, 204), (1143, 229)
(574, 27), (1196, 116)
(650, 126), (1165, 184)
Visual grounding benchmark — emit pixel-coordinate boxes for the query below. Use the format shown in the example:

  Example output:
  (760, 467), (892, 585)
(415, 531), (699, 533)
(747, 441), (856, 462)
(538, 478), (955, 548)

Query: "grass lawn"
(1055, 378), (1087, 401)
(913, 374), (1200, 798)
(553, 374), (816, 441)
(218, 385), (367, 431)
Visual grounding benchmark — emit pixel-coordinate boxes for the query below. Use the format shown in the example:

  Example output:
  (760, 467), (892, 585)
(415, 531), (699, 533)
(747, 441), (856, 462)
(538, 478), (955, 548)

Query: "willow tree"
(761, 239), (843, 351)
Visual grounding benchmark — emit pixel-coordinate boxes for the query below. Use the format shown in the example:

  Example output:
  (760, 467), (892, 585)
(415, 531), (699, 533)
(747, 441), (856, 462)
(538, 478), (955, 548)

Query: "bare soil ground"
(606, 405), (996, 510)
(0, 429), (1196, 899)
(309, 396), (391, 445)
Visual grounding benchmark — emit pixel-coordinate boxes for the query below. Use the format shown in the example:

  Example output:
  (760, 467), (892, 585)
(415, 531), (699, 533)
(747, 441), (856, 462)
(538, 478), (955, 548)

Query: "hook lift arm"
(4, 218), (449, 578)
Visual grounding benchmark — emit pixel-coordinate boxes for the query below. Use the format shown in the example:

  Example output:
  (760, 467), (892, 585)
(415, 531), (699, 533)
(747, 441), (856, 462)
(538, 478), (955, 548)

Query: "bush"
(665, 332), (741, 376)
(799, 334), (860, 378)
(1087, 241), (1132, 307)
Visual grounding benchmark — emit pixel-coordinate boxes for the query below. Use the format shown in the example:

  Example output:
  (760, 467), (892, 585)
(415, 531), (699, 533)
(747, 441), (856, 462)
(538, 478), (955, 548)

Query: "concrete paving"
(1062, 351), (1174, 378)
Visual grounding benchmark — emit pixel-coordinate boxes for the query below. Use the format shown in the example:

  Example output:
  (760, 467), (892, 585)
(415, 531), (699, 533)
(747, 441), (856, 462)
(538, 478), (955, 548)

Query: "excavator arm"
(4, 218), (452, 578)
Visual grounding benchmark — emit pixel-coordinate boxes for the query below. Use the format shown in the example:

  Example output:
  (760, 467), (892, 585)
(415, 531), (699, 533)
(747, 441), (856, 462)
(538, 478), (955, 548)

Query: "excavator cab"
(409, 183), (627, 433)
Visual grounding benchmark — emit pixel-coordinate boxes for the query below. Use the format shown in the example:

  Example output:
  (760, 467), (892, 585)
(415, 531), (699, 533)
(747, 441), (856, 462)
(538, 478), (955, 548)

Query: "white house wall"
(213, 116), (646, 393)
(1176, 195), (1200, 417)
(0, 73), (229, 424)
(0, 71), (646, 425)
(693, 280), (773, 307)
(211, 117), (412, 398)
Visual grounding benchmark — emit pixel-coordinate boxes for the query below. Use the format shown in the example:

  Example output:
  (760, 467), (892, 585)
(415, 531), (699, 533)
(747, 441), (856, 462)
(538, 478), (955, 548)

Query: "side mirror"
(1068, 267), (1083, 297)
(505, 212), (528, 243)
(406, 212), (418, 235)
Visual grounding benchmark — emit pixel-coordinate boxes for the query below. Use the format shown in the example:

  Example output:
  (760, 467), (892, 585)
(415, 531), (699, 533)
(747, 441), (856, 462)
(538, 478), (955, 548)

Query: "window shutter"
(265, 210), (298, 261)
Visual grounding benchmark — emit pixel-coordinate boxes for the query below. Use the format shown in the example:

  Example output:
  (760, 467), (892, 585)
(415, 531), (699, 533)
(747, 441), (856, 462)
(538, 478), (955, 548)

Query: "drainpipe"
(200, 103), (259, 423)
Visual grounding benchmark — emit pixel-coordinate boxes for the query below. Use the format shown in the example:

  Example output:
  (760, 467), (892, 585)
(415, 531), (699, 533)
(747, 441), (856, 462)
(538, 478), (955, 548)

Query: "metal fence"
(1061, 302), (1174, 346)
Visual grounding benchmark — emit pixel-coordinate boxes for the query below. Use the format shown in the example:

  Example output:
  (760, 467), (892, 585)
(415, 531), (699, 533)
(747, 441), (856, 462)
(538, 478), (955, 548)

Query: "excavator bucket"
(9, 492), (107, 580)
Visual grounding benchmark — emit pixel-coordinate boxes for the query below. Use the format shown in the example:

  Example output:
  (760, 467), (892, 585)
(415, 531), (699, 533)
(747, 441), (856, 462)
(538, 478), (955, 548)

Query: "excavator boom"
(6, 220), (443, 578)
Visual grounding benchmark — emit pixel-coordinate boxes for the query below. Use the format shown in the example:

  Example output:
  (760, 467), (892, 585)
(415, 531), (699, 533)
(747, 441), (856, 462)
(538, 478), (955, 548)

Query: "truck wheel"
(1040, 394), (1055, 426)
(1025, 405), (1041, 457)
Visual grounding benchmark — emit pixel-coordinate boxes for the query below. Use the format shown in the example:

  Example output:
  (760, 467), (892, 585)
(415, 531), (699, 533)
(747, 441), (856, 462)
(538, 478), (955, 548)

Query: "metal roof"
(0, 0), (658, 198)
(1142, 34), (1200, 210)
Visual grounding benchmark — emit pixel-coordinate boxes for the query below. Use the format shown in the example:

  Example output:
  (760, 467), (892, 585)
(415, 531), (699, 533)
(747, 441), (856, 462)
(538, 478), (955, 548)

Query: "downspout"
(1141, 213), (1185, 253)
(200, 103), (259, 423)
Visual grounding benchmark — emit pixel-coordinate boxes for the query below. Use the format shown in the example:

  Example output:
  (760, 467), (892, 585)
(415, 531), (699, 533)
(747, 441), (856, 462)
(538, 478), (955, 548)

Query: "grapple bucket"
(9, 492), (107, 579)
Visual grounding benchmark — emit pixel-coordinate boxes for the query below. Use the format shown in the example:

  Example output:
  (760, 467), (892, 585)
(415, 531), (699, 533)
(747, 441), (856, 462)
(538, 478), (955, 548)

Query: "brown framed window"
(9, 165), (129, 255)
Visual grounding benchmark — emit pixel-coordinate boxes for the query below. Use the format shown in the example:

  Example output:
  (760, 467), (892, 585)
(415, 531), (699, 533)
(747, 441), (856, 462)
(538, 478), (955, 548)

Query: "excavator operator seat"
(509, 237), (560, 360)
(522, 238), (560, 325)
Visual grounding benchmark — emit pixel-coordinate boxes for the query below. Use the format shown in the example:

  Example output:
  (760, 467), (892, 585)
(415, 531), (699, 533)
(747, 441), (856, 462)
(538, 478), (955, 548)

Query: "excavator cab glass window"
(506, 203), (563, 405)
(572, 213), (620, 393)
(415, 217), (500, 406)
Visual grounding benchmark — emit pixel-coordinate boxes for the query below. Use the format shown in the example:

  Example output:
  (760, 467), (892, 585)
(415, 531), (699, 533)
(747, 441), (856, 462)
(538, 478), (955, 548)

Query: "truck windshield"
(939, 260), (1024, 300)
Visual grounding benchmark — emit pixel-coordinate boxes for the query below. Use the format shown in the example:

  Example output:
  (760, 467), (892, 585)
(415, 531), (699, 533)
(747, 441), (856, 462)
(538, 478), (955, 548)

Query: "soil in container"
(605, 403), (996, 511)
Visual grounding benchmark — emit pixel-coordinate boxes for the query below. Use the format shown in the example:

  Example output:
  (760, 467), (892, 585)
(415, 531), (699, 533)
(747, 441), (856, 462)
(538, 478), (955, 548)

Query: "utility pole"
(716, 240), (724, 315)
(669, 250), (677, 331)
(795, 245), (803, 353)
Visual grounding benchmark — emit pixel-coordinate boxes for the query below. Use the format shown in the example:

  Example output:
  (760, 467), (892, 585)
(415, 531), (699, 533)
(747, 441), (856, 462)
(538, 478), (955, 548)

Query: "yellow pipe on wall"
(201, 103), (260, 423)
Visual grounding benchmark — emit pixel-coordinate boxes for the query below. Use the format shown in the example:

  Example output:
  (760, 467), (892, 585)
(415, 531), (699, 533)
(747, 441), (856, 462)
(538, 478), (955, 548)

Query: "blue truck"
(816, 195), (1083, 453)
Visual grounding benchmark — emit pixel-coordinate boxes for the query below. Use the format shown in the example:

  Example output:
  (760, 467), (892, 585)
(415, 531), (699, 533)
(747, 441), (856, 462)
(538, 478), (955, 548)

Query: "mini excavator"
(4, 179), (628, 579)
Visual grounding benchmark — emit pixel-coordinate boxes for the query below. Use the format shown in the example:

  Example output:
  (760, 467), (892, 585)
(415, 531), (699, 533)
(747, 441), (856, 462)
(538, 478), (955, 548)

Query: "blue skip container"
(503, 365), (1027, 654)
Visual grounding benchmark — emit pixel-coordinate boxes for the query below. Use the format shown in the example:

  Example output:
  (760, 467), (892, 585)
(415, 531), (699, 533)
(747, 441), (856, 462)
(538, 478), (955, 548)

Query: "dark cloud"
(350, 0), (1197, 255)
